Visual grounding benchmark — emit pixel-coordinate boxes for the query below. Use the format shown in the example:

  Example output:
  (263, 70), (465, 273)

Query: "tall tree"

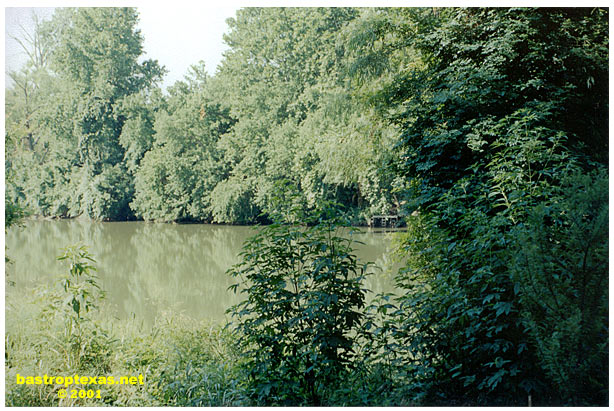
(211, 8), (367, 223)
(131, 62), (235, 222)
(6, 7), (165, 220)
(377, 7), (608, 405)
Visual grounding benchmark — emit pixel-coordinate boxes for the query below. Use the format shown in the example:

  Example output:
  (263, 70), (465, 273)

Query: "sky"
(4, 6), (239, 91)
(4, 1), (588, 90)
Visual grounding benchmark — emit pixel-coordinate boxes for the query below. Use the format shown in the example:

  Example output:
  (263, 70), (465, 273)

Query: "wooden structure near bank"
(369, 215), (400, 228)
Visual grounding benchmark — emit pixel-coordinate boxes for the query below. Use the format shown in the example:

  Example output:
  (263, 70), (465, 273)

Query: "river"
(6, 219), (401, 325)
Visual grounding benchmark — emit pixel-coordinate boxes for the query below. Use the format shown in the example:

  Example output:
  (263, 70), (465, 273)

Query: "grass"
(4, 244), (408, 407)
(5, 281), (411, 407)
(5, 282), (246, 407)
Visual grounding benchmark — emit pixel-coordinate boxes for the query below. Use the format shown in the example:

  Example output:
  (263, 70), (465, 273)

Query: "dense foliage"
(511, 171), (608, 404)
(227, 209), (368, 405)
(5, 6), (608, 406)
(371, 7), (608, 405)
(6, 7), (402, 224)
(6, 8), (164, 220)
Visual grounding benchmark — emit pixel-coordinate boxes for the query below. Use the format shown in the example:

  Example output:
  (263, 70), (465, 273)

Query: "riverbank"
(6, 284), (244, 406)
(22, 213), (407, 229)
(5, 278), (411, 406)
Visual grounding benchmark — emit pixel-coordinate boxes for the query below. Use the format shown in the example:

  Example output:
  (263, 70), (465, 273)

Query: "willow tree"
(6, 7), (165, 219)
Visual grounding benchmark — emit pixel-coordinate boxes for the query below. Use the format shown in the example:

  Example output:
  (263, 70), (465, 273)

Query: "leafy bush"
(5, 198), (26, 231)
(511, 170), (608, 405)
(227, 211), (369, 405)
(52, 245), (112, 372)
(376, 7), (608, 405)
(5, 194), (27, 278)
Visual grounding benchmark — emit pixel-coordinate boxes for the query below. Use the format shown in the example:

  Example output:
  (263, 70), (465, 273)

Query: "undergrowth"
(5, 245), (246, 407)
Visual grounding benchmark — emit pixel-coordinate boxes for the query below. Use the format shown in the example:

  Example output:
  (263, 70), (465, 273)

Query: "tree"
(6, 7), (165, 220)
(212, 8), (398, 224)
(5, 11), (73, 217)
(381, 7), (608, 404)
(131, 62), (235, 222)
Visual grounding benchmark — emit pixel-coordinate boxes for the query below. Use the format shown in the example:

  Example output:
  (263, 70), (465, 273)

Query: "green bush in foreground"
(227, 209), (370, 405)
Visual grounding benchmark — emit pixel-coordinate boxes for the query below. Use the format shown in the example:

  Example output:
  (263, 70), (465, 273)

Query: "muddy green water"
(6, 220), (400, 325)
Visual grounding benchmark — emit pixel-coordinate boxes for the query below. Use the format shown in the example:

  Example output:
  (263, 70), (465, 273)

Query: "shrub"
(227, 211), (369, 405)
(511, 170), (608, 405)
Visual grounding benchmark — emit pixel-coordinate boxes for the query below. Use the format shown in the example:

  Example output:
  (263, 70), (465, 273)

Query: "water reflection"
(6, 220), (399, 325)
